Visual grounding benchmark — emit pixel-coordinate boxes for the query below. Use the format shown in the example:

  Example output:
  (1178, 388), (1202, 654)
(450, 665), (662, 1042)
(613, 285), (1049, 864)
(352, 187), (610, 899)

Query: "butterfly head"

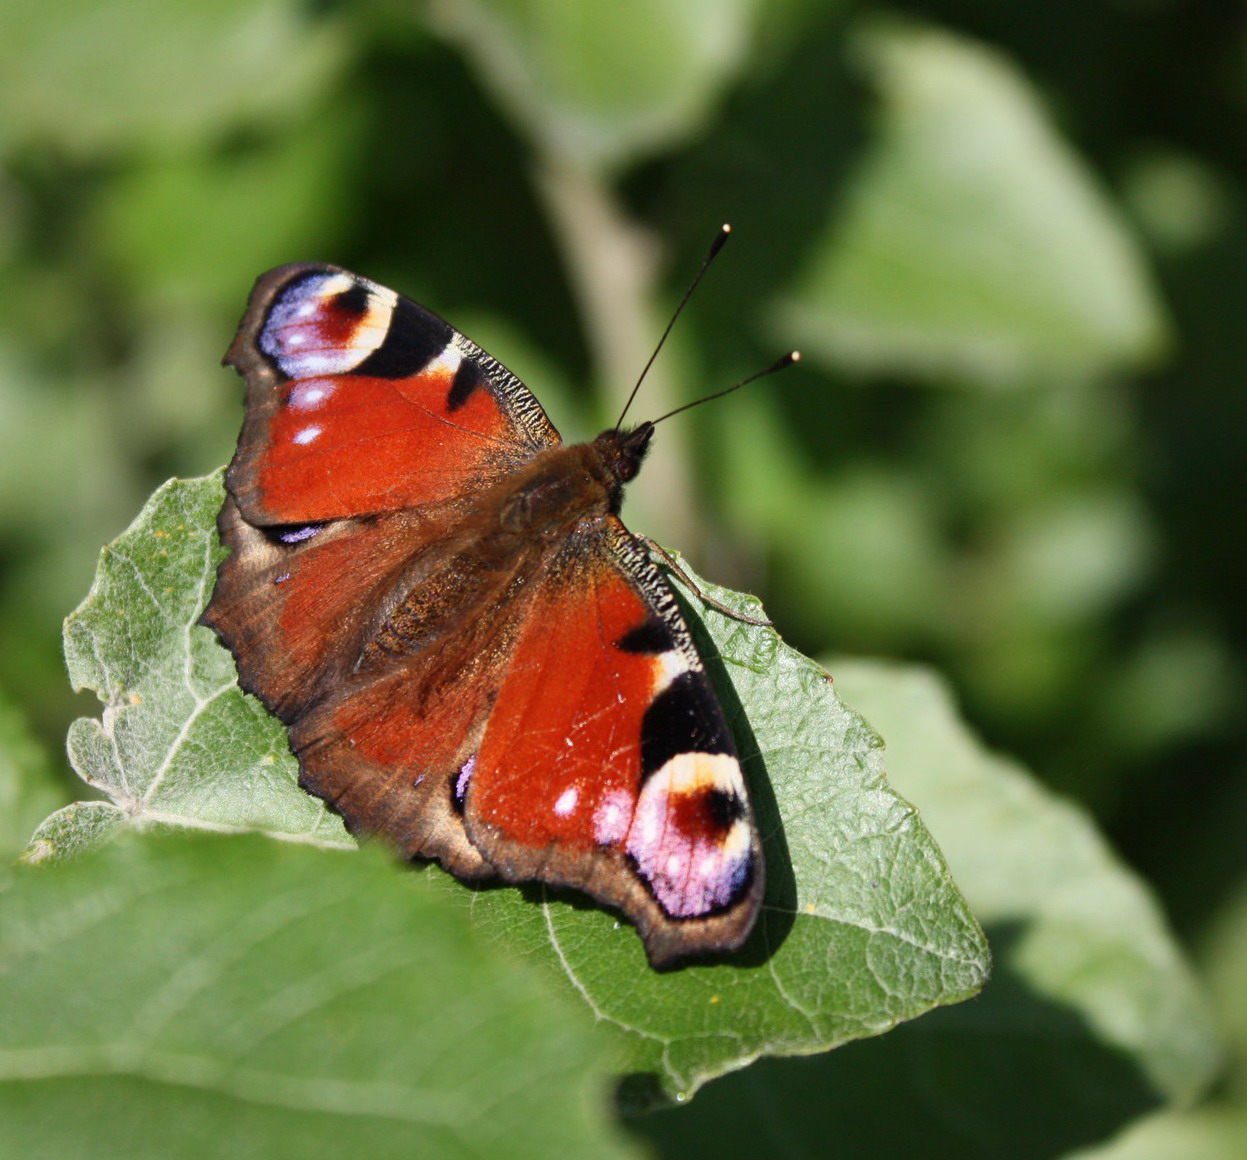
(580, 422), (652, 519)
(594, 422), (654, 485)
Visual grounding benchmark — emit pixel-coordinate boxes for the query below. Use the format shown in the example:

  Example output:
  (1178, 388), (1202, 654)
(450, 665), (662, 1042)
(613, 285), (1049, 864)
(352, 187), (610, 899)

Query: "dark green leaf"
(0, 689), (65, 863)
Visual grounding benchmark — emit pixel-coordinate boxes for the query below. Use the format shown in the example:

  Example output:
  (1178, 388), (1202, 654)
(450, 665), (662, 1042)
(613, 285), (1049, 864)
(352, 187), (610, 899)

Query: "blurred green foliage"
(1, 0), (1244, 1156)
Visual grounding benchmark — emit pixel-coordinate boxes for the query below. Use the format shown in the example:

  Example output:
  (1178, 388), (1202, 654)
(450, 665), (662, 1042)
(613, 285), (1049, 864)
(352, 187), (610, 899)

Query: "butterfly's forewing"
(464, 524), (763, 966)
(203, 265), (559, 869)
(222, 263), (558, 527)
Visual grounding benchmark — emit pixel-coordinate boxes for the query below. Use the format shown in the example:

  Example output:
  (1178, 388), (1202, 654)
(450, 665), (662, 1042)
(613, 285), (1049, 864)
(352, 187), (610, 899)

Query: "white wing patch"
(626, 752), (753, 918)
(649, 648), (692, 696)
(261, 273), (398, 378)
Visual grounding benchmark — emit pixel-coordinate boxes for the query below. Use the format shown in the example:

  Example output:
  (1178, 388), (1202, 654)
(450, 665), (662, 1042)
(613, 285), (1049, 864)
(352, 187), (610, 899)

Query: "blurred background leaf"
(1, 0), (1244, 1154)
(428, 0), (768, 172)
(0, 687), (66, 864)
(827, 659), (1219, 1106)
(0, 0), (351, 155)
(779, 22), (1168, 386)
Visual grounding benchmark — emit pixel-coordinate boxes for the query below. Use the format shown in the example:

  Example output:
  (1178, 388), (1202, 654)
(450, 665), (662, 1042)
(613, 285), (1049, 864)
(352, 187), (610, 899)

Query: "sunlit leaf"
(831, 658), (1221, 1105)
(37, 474), (989, 1101)
(630, 658), (1221, 1158)
(58, 473), (351, 850)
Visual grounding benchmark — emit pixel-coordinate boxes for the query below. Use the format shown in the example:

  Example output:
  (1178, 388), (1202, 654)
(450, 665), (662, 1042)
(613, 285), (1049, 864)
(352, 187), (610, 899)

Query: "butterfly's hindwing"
(463, 521), (762, 966)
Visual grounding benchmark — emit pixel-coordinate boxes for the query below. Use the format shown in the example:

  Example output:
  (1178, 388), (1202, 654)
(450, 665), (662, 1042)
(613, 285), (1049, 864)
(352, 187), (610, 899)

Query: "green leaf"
(0, 833), (637, 1160)
(22, 801), (130, 866)
(427, 0), (764, 171)
(1059, 877), (1247, 1160)
(631, 659), (1221, 1158)
(0, 689), (65, 863)
(57, 472), (351, 850)
(94, 96), (364, 314)
(1064, 829), (1247, 1156)
(778, 22), (1169, 385)
(0, 0), (349, 155)
(41, 474), (989, 1101)
(1205, 874), (1247, 1063)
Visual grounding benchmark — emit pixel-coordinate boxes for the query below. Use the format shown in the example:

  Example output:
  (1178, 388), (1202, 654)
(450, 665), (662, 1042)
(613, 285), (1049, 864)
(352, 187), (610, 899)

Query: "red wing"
(463, 523), (764, 967)
(283, 608), (511, 881)
(223, 264), (558, 526)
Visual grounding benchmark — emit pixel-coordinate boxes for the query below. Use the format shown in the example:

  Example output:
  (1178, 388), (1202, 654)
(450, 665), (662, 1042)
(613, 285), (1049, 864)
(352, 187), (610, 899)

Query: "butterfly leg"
(639, 536), (773, 627)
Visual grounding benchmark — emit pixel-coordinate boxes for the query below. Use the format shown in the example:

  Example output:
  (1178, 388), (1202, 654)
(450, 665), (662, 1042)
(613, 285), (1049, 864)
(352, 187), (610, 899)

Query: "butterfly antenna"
(615, 223), (733, 430)
(649, 351), (801, 427)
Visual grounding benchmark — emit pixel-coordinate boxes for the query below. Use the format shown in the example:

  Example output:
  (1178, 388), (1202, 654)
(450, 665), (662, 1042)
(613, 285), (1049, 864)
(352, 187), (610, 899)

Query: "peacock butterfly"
(201, 256), (767, 967)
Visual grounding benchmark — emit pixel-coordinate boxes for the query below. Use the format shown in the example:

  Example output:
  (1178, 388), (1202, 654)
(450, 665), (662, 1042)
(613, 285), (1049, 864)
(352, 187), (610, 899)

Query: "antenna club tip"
(721, 222), (732, 234)
(767, 350), (800, 373)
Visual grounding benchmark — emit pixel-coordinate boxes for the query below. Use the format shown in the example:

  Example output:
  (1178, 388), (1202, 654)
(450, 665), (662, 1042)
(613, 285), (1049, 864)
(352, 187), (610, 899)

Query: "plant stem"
(535, 156), (700, 554)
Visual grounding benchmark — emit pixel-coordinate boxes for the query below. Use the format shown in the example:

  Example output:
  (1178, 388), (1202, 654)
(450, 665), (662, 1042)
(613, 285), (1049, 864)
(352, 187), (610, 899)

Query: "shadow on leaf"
(626, 921), (1163, 1160)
